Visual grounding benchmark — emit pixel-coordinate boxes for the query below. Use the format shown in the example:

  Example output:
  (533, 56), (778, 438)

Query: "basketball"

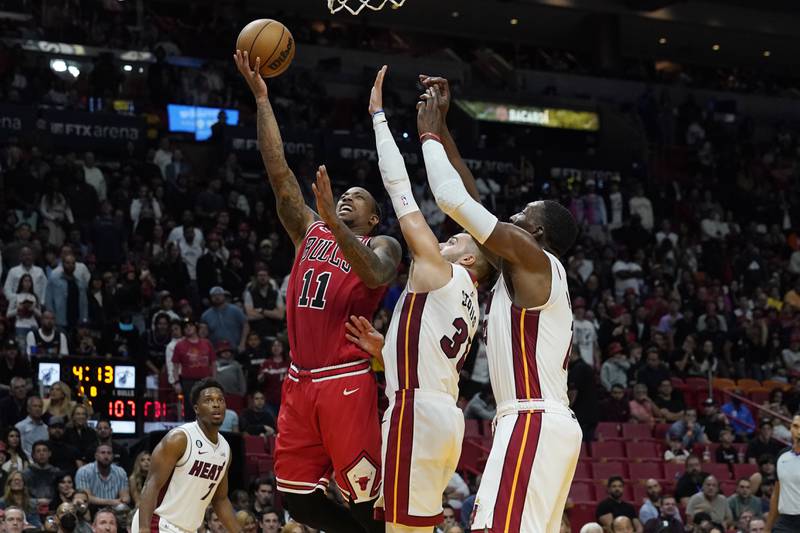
(236, 19), (295, 78)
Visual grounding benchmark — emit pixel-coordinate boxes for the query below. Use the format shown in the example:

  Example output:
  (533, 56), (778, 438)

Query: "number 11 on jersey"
(297, 269), (331, 309)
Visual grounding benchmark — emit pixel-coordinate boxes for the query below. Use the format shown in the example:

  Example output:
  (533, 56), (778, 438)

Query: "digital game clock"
(36, 357), (170, 434)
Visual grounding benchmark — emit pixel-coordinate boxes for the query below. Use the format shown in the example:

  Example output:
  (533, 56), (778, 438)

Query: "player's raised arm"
(234, 50), (316, 248)
(311, 165), (402, 289)
(418, 87), (549, 274)
(369, 66), (451, 292)
(136, 430), (187, 533)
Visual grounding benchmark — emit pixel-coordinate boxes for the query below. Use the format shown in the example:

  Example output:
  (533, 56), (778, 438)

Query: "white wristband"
(374, 118), (419, 219)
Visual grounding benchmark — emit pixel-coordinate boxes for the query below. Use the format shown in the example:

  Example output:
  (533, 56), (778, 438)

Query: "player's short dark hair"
(607, 476), (624, 487)
(541, 200), (578, 257)
(32, 440), (50, 453)
(191, 378), (225, 406)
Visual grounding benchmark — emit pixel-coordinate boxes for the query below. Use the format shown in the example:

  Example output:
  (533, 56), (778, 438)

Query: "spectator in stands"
(572, 297), (599, 367)
(259, 508), (281, 533)
(26, 310), (69, 357)
(255, 339), (287, 417)
(74, 444), (129, 511)
(16, 396), (47, 459)
(629, 383), (659, 425)
(7, 279), (41, 350)
(637, 349), (671, 397)
(3, 427), (29, 473)
(1, 471), (41, 526)
(82, 153), (106, 202)
(201, 287), (248, 351)
(699, 398), (730, 443)
(0, 379), (30, 428)
(3, 246), (47, 303)
(664, 434), (691, 463)
(638, 479), (662, 524)
(611, 516), (634, 533)
(568, 343), (599, 439)
(464, 386), (496, 421)
(249, 478), (274, 520)
(675, 455), (710, 505)
(50, 474), (76, 515)
(653, 379), (686, 423)
(215, 341), (246, 397)
(642, 495), (682, 533)
(22, 441), (60, 503)
(91, 507), (117, 533)
(239, 392), (276, 437)
(746, 419), (784, 464)
(748, 518), (766, 533)
(243, 267), (285, 340)
(64, 405), (96, 456)
(598, 384), (630, 423)
(72, 490), (92, 533)
(45, 417), (80, 474)
(668, 408), (707, 448)
(46, 254), (89, 330)
(88, 420), (128, 469)
(437, 505), (457, 533)
(128, 452), (150, 508)
(686, 476), (733, 528)
(596, 476), (641, 532)
(579, 524), (602, 533)
(196, 233), (229, 298)
(716, 428), (742, 466)
(0, 340), (32, 386)
(601, 342), (631, 391)
(722, 393), (756, 440)
(172, 317), (215, 421)
(728, 477), (762, 522)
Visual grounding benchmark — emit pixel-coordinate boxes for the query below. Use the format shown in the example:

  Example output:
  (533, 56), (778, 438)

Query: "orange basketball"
(236, 19), (295, 78)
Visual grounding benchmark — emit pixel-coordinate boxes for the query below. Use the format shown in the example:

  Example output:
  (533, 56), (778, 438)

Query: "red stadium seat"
(457, 439), (488, 476)
(671, 377), (686, 388)
(663, 462), (685, 482)
(224, 394), (246, 413)
(592, 461), (627, 481)
(591, 440), (625, 460)
(595, 422), (621, 440)
(654, 423), (672, 440)
(244, 434), (266, 455)
(686, 377), (709, 390)
(705, 463), (732, 480)
(720, 480), (738, 496)
(569, 481), (596, 503)
(625, 441), (661, 459)
(747, 388), (770, 405)
(580, 442), (591, 460)
(733, 463), (759, 479)
(569, 503), (597, 529)
(621, 423), (653, 439)
(257, 457), (274, 475)
(628, 462), (664, 480)
(632, 481), (648, 503)
(574, 461), (592, 479)
(737, 379), (761, 391)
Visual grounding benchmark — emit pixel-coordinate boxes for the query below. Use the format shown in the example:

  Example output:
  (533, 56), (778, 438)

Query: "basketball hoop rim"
(328, 0), (406, 15)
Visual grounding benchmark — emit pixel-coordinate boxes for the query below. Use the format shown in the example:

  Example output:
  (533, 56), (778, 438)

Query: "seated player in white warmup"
(133, 379), (241, 533)
(416, 79), (582, 533)
(344, 66), (493, 533)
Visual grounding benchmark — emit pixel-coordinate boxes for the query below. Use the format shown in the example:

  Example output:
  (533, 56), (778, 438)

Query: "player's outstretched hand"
(312, 165), (339, 227)
(345, 315), (385, 358)
(233, 50), (268, 102)
(368, 65), (388, 117)
(417, 86), (442, 138)
(419, 75), (451, 119)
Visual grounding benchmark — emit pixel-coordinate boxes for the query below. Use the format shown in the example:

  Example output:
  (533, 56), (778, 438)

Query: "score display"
(37, 358), (170, 434)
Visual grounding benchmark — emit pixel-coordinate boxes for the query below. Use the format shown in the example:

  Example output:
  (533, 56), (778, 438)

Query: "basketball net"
(327, 0), (406, 15)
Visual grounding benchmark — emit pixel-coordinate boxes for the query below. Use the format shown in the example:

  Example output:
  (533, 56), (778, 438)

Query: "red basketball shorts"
(274, 359), (382, 503)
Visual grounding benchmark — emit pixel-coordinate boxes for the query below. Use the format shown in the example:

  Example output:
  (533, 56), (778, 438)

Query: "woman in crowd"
(6, 274), (40, 348)
(64, 404), (96, 454)
(39, 178), (74, 247)
(235, 510), (258, 533)
(0, 470), (41, 526)
(2, 428), (28, 474)
(43, 382), (77, 423)
(128, 451), (151, 507)
(257, 339), (289, 418)
(48, 473), (75, 512)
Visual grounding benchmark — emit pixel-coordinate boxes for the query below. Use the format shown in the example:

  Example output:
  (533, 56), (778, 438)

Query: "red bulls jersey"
(286, 221), (386, 368)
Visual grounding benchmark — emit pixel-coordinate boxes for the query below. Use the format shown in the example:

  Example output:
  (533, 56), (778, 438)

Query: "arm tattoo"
(328, 225), (401, 289)
(256, 99), (315, 245)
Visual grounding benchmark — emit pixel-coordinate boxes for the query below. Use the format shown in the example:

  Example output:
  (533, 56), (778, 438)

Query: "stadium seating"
(621, 423), (653, 439)
(733, 463), (759, 479)
(591, 462), (627, 481)
(591, 441), (625, 460)
(595, 422), (621, 440)
(625, 441), (661, 460)
(628, 462), (664, 480)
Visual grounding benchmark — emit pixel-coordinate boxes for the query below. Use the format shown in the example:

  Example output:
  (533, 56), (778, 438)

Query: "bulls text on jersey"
(300, 236), (351, 273)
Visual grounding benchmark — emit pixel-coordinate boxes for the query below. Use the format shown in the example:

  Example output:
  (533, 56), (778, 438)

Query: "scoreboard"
(36, 357), (171, 434)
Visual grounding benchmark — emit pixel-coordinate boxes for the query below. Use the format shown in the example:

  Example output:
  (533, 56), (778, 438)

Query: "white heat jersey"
(382, 264), (479, 400)
(484, 250), (572, 406)
(155, 422), (231, 531)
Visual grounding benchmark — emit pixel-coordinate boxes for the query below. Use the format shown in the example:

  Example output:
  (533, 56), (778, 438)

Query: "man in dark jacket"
(568, 345), (599, 441)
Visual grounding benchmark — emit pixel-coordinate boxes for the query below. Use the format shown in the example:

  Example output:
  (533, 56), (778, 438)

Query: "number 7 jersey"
(382, 264), (479, 400)
(286, 221), (387, 368)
